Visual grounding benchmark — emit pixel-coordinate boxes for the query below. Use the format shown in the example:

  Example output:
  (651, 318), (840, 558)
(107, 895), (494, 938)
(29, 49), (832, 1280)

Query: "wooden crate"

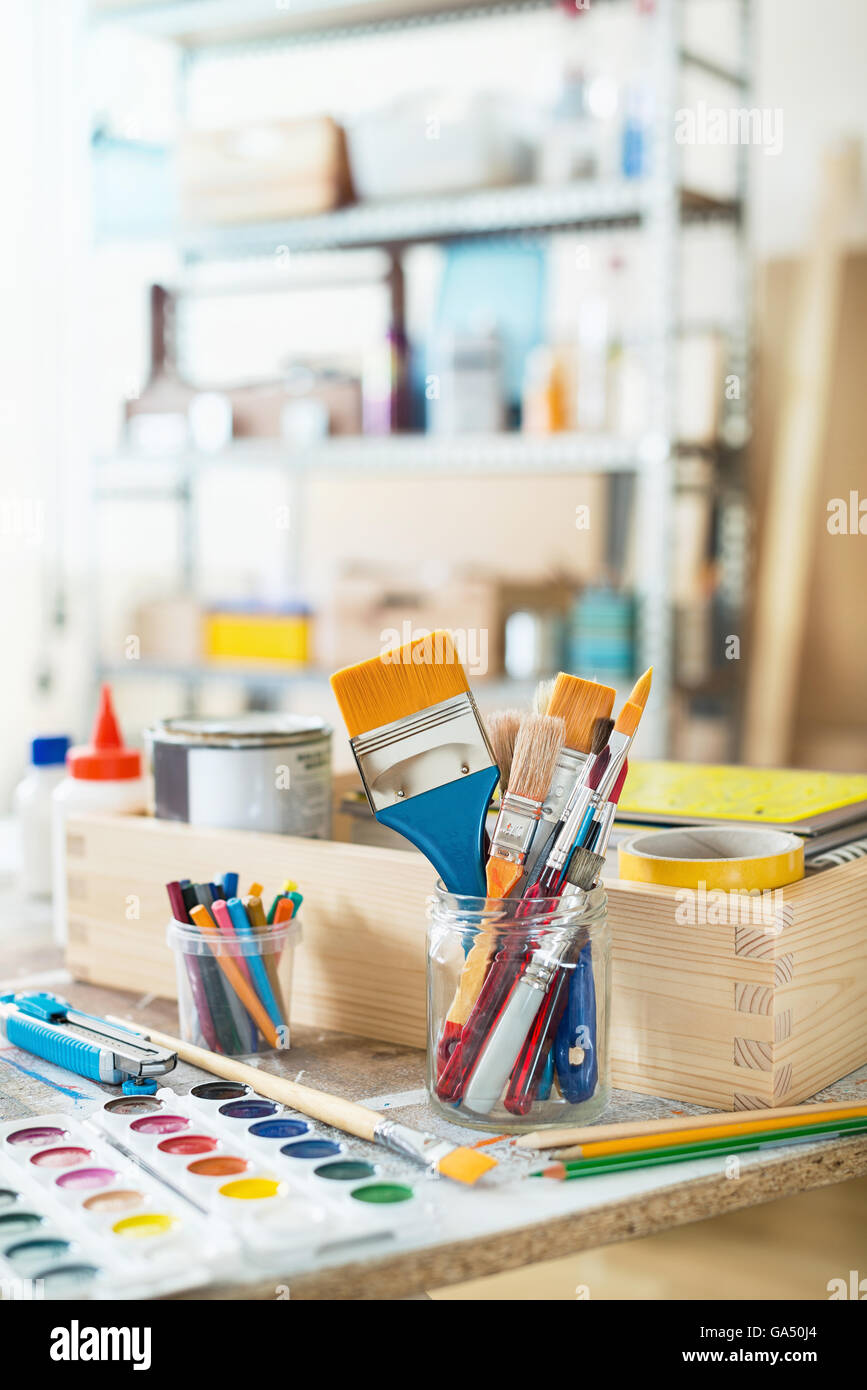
(62, 812), (867, 1109)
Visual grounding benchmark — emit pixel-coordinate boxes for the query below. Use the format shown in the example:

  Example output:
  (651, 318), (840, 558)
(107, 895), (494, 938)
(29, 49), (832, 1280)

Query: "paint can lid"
(67, 686), (142, 781)
(147, 712), (331, 749)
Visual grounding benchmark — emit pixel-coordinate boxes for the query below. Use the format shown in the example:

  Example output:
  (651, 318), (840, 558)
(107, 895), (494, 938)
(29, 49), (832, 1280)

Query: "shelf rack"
(88, 0), (753, 757)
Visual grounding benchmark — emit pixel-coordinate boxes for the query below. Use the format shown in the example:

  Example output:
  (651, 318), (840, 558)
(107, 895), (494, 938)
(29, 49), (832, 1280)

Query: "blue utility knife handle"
(376, 766), (498, 897)
(3, 1010), (117, 1084)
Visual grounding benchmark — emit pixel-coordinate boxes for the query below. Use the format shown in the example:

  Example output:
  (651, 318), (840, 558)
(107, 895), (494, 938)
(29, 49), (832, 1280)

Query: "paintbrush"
(508, 765), (629, 1116)
(522, 676), (616, 881)
(565, 759), (630, 892)
(105, 1016), (497, 1186)
(522, 713), (614, 893)
(435, 712), (565, 1072)
(484, 708), (523, 793)
(485, 713), (565, 900)
(533, 677), (557, 715)
(532, 672), (651, 897)
(331, 630), (499, 896)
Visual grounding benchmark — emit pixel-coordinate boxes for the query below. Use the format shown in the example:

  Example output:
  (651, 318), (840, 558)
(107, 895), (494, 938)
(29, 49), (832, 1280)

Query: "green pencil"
(532, 1117), (867, 1180)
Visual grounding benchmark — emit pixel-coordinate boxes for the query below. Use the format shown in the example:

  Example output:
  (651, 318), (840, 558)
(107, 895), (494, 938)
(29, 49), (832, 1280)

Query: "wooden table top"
(1, 918), (866, 1300)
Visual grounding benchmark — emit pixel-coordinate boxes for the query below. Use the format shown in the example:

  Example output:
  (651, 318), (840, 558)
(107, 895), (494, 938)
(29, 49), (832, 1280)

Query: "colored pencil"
(521, 1099), (867, 1151)
(533, 1117), (867, 1179)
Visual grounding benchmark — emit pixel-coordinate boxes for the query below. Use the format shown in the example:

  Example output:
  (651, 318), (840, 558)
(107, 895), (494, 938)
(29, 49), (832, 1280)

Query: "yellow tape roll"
(618, 826), (805, 891)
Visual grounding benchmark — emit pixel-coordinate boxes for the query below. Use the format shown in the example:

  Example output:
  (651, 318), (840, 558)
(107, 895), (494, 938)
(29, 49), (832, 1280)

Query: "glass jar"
(427, 884), (609, 1132)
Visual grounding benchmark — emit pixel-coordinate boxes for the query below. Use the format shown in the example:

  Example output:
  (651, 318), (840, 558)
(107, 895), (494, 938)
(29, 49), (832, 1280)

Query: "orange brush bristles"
(627, 667), (653, 712)
(613, 700), (643, 738)
(330, 629), (470, 739)
(547, 675), (616, 753)
(437, 1146), (497, 1183)
(485, 856), (523, 900)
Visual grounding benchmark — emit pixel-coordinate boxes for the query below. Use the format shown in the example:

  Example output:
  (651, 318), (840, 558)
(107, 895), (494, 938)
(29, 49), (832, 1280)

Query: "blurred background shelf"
(179, 182), (739, 261)
(79, 0), (755, 766)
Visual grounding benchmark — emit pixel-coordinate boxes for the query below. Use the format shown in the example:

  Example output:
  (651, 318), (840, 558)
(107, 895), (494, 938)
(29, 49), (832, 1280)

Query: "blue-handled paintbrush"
(330, 630), (499, 895)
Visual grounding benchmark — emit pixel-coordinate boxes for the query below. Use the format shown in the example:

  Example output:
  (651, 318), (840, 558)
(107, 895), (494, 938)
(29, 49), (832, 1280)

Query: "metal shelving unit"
(88, 0), (752, 757)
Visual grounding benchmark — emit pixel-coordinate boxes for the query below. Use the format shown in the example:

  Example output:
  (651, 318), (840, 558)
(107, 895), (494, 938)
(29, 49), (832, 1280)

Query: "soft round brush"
(330, 630), (499, 896)
(484, 713), (565, 900)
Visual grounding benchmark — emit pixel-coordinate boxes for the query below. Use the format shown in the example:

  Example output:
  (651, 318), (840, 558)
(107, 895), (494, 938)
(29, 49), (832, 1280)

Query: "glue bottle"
(52, 685), (146, 947)
(13, 736), (71, 897)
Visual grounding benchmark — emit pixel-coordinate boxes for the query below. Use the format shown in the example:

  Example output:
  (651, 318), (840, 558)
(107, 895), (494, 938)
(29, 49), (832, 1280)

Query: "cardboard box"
(179, 116), (353, 225)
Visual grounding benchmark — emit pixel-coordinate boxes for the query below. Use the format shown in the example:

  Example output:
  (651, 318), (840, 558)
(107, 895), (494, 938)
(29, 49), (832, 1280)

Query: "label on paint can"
(148, 714), (332, 838)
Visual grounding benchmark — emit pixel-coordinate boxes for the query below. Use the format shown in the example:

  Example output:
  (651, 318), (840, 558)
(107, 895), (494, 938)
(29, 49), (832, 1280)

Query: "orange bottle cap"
(67, 685), (142, 781)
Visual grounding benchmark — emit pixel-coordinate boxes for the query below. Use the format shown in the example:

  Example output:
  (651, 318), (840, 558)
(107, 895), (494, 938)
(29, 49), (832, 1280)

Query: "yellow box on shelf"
(204, 607), (311, 666)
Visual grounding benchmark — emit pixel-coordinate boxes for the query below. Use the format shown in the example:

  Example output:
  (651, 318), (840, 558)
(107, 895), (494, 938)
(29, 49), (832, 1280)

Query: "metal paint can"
(147, 714), (332, 838)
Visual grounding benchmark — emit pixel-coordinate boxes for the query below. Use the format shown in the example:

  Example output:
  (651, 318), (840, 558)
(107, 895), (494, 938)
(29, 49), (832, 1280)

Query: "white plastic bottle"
(13, 736), (71, 897)
(52, 685), (146, 947)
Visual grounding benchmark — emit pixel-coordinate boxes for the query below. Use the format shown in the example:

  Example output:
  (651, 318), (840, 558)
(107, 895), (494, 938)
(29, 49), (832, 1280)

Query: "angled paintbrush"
(331, 630), (499, 896)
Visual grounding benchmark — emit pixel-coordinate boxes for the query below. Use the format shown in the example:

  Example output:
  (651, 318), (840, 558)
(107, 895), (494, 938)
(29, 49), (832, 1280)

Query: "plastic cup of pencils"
(427, 884), (610, 1132)
(166, 915), (301, 1056)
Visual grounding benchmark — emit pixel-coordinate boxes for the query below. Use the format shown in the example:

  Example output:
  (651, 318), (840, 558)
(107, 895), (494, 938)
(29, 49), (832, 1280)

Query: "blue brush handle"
(5, 1013), (114, 1083)
(554, 942), (598, 1102)
(375, 766), (498, 896)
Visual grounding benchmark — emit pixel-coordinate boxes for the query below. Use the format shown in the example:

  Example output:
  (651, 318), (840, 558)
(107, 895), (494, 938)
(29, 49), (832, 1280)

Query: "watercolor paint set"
(91, 1084), (435, 1241)
(0, 1112), (232, 1300)
(0, 1083), (437, 1298)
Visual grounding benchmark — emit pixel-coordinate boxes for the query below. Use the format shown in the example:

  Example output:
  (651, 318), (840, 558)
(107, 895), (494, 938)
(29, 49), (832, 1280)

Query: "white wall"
(752, 0), (867, 256)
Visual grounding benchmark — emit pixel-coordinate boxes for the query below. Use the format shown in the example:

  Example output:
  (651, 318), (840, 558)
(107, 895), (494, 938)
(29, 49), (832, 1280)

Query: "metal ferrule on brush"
(539, 746), (589, 829)
(350, 692), (495, 813)
(489, 792), (542, 866)
(373, 1118), (455, 1172)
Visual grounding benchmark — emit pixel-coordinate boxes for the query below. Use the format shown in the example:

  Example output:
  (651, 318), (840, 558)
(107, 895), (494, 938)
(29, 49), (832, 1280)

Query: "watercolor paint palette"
(1, 1084), (438, 1298)
(0, 1112), (234, 1300)
(91, 1083), (435, 1246)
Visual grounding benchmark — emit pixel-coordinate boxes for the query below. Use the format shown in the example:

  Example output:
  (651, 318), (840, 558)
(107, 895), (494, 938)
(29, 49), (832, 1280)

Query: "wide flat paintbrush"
(484, 713), (565, 900)
(522, 675), (616, 882)
(330, 630), (499, 896)
(107, 1017), (497, 1186)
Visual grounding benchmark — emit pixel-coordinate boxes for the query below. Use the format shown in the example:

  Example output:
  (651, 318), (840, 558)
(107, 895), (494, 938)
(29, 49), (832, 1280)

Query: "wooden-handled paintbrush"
(106, 1017), (497, 1185)
(330, 630), (499, 896)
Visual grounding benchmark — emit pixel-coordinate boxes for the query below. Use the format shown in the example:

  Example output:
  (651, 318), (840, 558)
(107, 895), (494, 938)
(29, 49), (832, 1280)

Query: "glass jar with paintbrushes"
(427, 884), (610, 1132)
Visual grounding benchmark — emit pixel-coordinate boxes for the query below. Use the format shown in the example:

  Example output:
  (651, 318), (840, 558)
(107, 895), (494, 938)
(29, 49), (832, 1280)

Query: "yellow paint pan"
(618, 825), (804, 891)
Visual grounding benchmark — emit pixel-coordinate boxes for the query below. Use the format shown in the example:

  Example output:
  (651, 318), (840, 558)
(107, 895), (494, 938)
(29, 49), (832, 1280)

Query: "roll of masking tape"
(618, 826), (804, 891)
